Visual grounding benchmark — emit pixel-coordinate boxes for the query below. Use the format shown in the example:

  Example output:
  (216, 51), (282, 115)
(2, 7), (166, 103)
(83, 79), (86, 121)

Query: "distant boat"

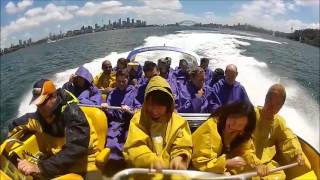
(47, 39), (56, 44)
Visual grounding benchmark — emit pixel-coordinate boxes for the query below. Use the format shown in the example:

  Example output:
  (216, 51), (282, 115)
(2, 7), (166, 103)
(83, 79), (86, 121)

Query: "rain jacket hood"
(75, 66), (93, 85)
(144, 75), (174, 102)
(141, 75), (175, 120)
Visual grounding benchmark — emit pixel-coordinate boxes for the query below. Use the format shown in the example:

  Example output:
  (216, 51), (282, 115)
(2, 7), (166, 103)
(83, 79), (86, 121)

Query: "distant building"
(28, 38), (32, 45)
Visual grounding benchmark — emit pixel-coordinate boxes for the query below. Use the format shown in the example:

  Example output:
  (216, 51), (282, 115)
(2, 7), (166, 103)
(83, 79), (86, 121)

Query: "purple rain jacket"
(106, 85), (138, 160)
(62, 66), (102, 105)
(176, 81), (219, 113)
(212, 78), (251, 107)
(134, 81), (148, 107)
(166, 76), (180, 107)
(204, 68), (214, 86)
(129, 64), (143, 85)
(172, 68), (188, 84)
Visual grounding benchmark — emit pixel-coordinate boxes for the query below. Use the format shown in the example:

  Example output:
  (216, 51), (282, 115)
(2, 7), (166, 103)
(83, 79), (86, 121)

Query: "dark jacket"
(9, 89), (91, 178)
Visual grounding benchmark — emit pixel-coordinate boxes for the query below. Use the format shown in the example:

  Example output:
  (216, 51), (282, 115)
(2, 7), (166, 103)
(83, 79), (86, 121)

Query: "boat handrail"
(126, 46), (201, 64)
(79, 104), (210, 122)
(111, 168), (223, 180)
(178, 113), (211, 117)
(78, 104), (122, 110)
(111, 163), (298, 180)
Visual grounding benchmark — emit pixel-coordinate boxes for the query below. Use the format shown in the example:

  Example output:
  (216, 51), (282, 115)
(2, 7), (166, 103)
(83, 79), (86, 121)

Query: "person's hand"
(169, 156), (188, 170)
(296, 153), (305, 166)
(106, 87), (114, 93)
(150, 159), (165, 172)
(101, 103), (108, 110)
(226, 156), (246, 168)
(121, 105), (132, 113)
(17, 159), (40, 176)
(256, 164), (269, 177)
(131, 79), (138, 86)
(196, 88), (204, 98)
(101, 87), (113, 94)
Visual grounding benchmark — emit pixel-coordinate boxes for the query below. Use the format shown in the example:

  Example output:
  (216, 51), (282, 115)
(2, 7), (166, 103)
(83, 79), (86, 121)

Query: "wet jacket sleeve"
(236, 139), (262, 167)
(78, 86), (102, 105)
(275, 116), (303, 162)
(93, 73), (101, 87)
(177, 95), (208, 113)
(123, 114), (160, 168)
(240, 86), (251, 104)
(170, 121), (193, 164)
(207, 90), (222, 114)
(37, 104), (90, 178)
(192, 120), (227, 173)
(8, 113), (42, 136)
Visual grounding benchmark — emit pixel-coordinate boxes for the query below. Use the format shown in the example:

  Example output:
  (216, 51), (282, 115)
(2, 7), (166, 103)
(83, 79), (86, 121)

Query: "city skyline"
(0, 16), (149, 55)
(1, 0), (319, 48)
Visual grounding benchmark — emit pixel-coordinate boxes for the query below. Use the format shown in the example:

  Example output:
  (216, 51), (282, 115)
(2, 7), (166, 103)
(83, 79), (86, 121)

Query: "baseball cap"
(30, 79), (56, 105)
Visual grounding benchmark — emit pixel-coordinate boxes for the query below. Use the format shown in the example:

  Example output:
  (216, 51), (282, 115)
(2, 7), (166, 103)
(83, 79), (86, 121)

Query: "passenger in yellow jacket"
(93, 60), (116, 99)
(192, 101), (269, 176)
(253, 84), (311, 179)
(123, 76), (193, 170)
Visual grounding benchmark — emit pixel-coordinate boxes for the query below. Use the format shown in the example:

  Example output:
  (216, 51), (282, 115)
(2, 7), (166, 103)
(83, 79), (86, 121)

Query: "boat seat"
(180, 113), (210, 132)
(80, 106), (108, 150)
(80, 107), (110, 171)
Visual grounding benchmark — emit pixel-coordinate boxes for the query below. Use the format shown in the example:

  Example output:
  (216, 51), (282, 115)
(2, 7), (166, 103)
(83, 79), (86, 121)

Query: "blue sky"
(1, 0), (319, 48)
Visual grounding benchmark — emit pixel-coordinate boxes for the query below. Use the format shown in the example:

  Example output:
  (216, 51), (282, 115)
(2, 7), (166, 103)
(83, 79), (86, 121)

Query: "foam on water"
(17, 31), (319, 151)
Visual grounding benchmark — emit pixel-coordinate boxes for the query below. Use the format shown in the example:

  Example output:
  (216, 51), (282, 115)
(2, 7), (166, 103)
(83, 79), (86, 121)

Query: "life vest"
(61, 89), (79, 112)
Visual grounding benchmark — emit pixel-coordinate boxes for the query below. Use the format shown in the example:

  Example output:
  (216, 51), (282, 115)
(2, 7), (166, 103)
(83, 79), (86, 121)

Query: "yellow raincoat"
(253, 106), (312, 179)
(93, 71), (116, 89)
(93, 71), (116, 101)
(123, 76), (193, 168)
(192, 117), (261, 174)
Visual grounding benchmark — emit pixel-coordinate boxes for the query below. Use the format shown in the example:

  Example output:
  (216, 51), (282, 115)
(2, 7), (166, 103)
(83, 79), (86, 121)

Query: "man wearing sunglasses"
(8, 79), (98, 179)
(93, 60), (116, 98)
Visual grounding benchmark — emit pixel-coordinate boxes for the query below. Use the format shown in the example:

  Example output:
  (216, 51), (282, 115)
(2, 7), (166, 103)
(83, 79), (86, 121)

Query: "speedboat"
(1, 46), (319, 179)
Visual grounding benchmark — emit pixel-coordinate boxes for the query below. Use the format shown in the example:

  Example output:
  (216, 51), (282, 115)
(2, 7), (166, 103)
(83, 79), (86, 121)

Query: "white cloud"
(287, 3), (296, 11)
(6, 0), (33, 14)
(231, 0), (319, 32)
(237, 0), (287, 16)
(2, 3), (78, 43)
(295, 0), (319, 6)
(76, 1), (124, 16)
(138, 0), (182, 10)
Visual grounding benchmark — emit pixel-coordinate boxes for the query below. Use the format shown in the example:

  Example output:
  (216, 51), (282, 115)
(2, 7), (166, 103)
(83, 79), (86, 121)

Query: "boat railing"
(111, 163), (298, 180)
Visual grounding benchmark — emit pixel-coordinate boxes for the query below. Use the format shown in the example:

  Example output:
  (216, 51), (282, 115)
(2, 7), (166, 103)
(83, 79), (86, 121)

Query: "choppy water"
(1, 26), (319, 151)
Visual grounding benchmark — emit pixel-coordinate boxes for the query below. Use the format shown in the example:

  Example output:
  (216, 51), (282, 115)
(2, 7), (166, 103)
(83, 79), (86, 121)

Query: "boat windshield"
(126, 46), (200, 68)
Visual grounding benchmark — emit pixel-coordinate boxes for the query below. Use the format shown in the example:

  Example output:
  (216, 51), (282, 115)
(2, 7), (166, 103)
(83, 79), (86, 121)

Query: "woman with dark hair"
(192, 101), (269, 177)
